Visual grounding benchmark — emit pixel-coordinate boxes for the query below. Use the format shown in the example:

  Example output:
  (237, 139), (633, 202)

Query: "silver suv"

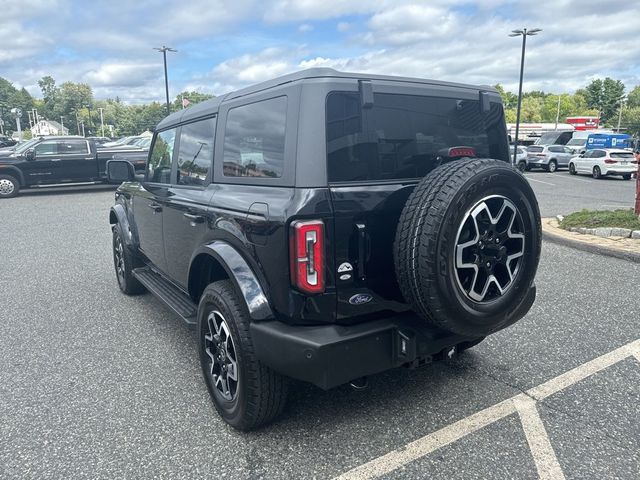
(524, 145), (574, 172)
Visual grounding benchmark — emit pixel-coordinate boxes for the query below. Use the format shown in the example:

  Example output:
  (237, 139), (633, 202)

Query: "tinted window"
(34, 141), (58, 155)
(527, 146), (544, 153)
(223, 97), (286, 178)
(548, 146), (562, 153)
(148, 128), (176, 183)
(611, 152), (634, 159)
(176, 118), (216, 186)
(58, 139), (89, 154)
(327, 92), (508, 183)
(593, 150), (606, 158)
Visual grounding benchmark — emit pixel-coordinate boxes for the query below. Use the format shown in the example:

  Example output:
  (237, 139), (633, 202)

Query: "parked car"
(569, 148), (637, 179)
(0, 136), (17, 148)
(107, 68), (541, 430)
(87, 136), (112, 145)
(510, 145), (527, 170)
(525, 144), (574, 172)
(0, 136), (148, 198)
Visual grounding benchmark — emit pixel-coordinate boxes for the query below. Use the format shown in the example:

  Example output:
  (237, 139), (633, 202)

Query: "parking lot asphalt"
(1, 188), (639, 479)
(523, 169), (636, 217)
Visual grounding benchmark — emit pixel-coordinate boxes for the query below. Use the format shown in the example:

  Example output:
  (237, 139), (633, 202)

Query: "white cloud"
(298, 23), (314, 33)
(82, 63), (160, 87)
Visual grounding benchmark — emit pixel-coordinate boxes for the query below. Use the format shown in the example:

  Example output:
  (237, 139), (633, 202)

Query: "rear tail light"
(290, 220), (325, 294)
(604, 159), (617, 164)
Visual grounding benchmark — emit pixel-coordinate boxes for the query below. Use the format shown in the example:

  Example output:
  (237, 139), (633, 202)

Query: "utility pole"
(11, 108), (22, 141)
(98, 107), (105, 137)
(616, 100), (625, 132)
(75, 111), (80, 136)
(154, 45), (177, 116)
(60, 116), (65, 135)
(554, 95), (561, 131)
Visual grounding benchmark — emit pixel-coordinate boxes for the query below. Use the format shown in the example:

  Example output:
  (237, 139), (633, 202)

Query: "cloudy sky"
(3, 0), (639, 103)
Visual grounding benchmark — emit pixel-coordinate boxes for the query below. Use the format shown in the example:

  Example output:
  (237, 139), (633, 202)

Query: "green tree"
(617, 106), (640, 137)
(626, 86), (640, 109)
(0, 77), (34, 135)
(57, 82), (94, 134)
(584, 77), (625, 123)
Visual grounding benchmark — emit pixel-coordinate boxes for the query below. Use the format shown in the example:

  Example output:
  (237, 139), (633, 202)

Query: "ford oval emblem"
(349, 293), (373, 305)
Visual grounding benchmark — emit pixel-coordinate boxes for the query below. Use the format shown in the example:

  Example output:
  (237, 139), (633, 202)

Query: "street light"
(98, 107), (105, 137)
(154, 45), (177, 116)
(509, 28), (542, 165)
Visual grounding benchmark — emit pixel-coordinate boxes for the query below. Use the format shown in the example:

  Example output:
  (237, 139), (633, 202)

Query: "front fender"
(109, 204), (137, 249)
(0, 166), (25, 186)
(192, 241), (273, 321)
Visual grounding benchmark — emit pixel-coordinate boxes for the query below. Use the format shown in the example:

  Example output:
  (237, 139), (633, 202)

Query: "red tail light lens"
(604, 159), (617, 164)
(290, 220), (325, 294)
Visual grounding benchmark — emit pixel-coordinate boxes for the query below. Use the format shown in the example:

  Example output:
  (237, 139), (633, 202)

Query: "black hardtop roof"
(156, 68), (497, 130)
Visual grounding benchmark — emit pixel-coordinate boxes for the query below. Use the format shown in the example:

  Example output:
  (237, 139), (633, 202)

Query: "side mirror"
(579, 154), (584, 158)
(107, 159), (136, 183)
(25, 149), (35, 161)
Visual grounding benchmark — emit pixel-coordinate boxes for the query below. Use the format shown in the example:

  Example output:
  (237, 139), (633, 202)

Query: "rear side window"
(148, 128), (177, 183)
(326, 92), (509, 183)
(176, 117), (216, 186)
(548, 146), (562, 153)
(223, 97), (286, 178)
(59, 139), (89, 154)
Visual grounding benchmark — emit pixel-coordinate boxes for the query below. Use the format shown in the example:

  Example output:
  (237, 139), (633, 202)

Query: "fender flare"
(109, 204), (138, 249)
(190, 241), (274, 321)
(0, 166), (25, 186)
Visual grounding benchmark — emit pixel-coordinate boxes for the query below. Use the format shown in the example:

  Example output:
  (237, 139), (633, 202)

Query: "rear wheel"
(547, 160), (558, 173)
(0, 174), (19, 198)
(517, 161), (527, 172)
(394, 158), (541, 337)
(622, 174), (632, 180)
(569, 163), (576, 175)
(198, 280), (288, 431)
(593, 166), (602, 179)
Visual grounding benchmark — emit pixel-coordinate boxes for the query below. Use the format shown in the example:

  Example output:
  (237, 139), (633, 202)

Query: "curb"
(542, 220), (640, 264)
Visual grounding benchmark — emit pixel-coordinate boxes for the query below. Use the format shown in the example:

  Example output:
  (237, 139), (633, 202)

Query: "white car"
(569, 148), (637, 180)
(510, 145), (527, 168)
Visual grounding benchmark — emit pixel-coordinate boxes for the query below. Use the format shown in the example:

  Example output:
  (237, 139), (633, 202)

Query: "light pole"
(98, 107), (105, 137)
(154, 45), (177, 116)
(60, 116), (65, 135)
(509, 28), (542, 165)
(616, 95), (626, 133)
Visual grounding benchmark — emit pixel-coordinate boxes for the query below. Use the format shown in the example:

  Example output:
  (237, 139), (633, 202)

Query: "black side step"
(133, 267), (197, 325)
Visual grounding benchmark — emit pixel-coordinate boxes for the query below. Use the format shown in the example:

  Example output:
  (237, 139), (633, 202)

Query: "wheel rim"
(594, 167), (600, 178)
(454, 195), (525, 303)
(549, 162), (556, 172)
(114, 234), (125, 285)
(569, 164), (575, 174)
(204, 310), (238, 401)
(0, 179), (15, 195)
(518, 162), (526, 172)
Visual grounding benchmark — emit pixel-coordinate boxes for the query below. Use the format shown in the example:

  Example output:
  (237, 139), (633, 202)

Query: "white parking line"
(334, 339), (640, 480)
(524, 176), (557, 186)
(514, 396), (566, 480)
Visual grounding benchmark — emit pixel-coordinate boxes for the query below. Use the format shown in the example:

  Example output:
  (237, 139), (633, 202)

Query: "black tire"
(0, 174), (20, 198)
(569, 163), (576, 175)
(394, 158), (541, 337)
(622, 174), (631, 180)
(112, 223), (146, 295)
(517, 161), (527, 172)
(593, 166), (601, 179)
(198, 280), (288, 431)
(547, 160), (558, 173)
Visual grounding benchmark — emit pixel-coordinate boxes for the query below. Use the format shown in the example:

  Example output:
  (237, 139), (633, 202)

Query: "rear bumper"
(251, 285), (536, 390)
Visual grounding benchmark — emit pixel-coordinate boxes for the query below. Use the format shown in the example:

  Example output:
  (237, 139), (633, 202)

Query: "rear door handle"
(183, 213), (205, 224)
(148, 203), (162, 213)
(355, 223), (367, 280)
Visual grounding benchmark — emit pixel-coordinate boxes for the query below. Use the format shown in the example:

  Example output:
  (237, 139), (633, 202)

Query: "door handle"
(183, 213), (205, 224)
(355, 223), (367, 280)
(148, 203), (162, 213)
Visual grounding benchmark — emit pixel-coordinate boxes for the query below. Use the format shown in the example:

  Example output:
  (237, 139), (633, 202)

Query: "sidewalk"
(541, 218), (640, 263)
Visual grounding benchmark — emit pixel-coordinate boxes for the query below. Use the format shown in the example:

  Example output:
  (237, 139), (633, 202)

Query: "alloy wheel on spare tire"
(394, 158), (541, 337)
(0, 174), (19, 198)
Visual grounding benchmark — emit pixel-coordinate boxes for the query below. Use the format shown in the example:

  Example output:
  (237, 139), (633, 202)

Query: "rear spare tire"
(394, 158), (541, 336)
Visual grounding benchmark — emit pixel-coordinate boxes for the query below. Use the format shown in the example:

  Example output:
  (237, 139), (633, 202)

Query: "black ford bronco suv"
(108, 69), (541, 430)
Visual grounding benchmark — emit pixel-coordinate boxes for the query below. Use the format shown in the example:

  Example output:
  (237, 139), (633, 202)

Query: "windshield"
(566, 138), (586, 146)
(13, 138), (41, 154)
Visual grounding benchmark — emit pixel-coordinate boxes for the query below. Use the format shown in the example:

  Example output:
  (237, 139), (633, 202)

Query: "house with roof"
(31, 119), (69, 136)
